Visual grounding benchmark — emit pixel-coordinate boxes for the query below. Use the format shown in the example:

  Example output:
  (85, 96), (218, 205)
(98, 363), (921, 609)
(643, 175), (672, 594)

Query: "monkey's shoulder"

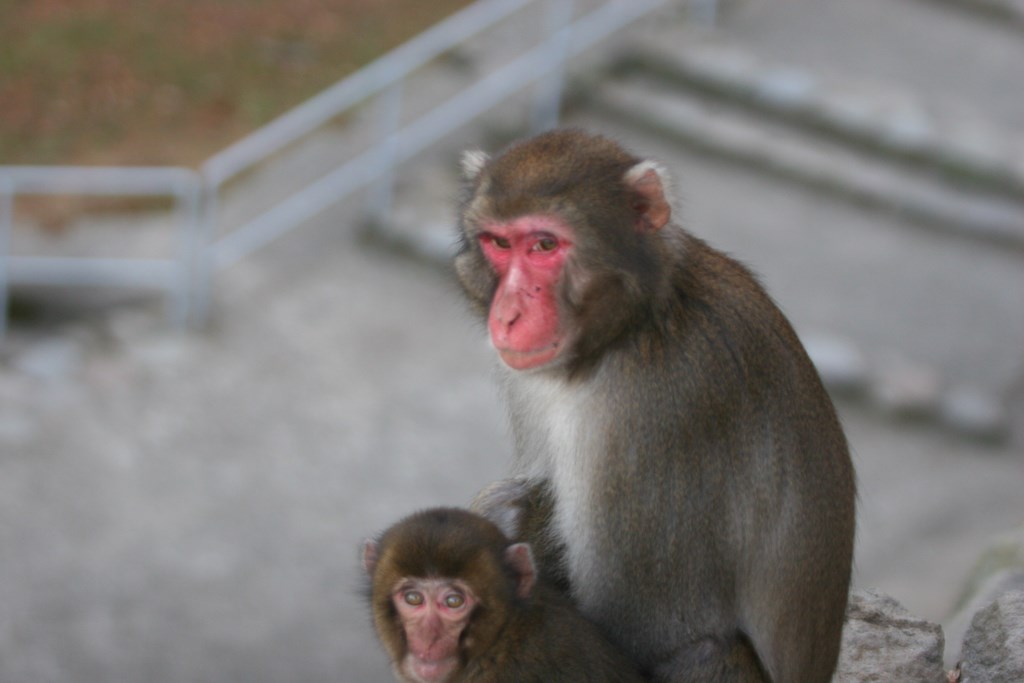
(654, 236), (807, 361)
(666, 235), (779, 320)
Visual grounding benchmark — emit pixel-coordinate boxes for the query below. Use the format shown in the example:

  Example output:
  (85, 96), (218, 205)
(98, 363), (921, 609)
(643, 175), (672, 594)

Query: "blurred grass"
(0, 0), (474, 167)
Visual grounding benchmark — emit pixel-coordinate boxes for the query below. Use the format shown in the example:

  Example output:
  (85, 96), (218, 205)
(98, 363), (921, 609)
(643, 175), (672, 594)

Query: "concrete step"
(701, 0), (1024, 140)
(586, 75), (1024, 249)
(916, 0), (1024, 30)
(612, 37), (1024, 204)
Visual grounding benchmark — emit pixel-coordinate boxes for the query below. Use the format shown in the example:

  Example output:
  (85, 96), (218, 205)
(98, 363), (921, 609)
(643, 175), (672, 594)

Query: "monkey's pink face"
(478, 215), (572, 371)
(393, 578), (477, 683)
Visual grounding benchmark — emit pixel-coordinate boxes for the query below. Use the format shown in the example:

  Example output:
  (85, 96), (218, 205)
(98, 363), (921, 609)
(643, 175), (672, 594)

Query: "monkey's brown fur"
(364, 508), (644, 683)
(455, 129), (856, 682)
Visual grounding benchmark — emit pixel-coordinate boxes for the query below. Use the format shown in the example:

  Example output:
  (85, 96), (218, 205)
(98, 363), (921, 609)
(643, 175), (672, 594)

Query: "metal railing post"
(171, 176), (201, 328)
(0, 178), (13, 341)
(191, 181), (220, 326)
(530, 0), (574, 133)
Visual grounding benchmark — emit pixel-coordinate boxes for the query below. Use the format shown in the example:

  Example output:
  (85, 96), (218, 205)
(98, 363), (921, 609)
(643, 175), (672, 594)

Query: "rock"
(835, 590), (947, 683)
(754, 67), (816, 108)
(945, 525), (1024, 666)
(105, 307), (164, 347)
(880, 107), (932, 152)
(686, 44), (759, 90)
(800, 333), (868, 396)
(822, 92), (877, 135)
(947, 570), (1024, 668)
(939, 386), (1009, 443)
(11, 338), (81, 381)
(128, 334), (195, 372)
(959, 590), (1024, 683)
(871, 354), (942, 419)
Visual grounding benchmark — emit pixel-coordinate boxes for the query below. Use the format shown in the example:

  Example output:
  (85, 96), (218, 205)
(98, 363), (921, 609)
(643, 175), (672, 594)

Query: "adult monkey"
(453, 129), (856, 682)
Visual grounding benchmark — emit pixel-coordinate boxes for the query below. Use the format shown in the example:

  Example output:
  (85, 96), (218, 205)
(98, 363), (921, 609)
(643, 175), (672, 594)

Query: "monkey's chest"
(524, 394), (623, 597)
(507, 374), (644, 592)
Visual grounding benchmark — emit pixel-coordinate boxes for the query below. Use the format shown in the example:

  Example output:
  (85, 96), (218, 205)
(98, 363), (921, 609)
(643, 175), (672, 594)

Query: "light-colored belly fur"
(505, 372), (606, 607)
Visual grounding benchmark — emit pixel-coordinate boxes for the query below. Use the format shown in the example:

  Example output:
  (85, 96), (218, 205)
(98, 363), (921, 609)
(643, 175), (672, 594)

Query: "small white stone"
(12, 338), (81, 381)
(871, 355), (942, 418)
(755, 68), (816, 108)
(880, 109), (932, 151)
(940, 386), (1008, 442)
(800, 333), (868, 394)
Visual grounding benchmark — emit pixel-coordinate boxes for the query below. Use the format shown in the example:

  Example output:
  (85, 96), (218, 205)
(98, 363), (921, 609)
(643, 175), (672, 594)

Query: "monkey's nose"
(493, 298), (521, 329)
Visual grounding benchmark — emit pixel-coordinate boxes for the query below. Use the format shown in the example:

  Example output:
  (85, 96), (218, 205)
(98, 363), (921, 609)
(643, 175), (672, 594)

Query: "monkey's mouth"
(409, 655), (458, 682)
(496, 341), (561, 370)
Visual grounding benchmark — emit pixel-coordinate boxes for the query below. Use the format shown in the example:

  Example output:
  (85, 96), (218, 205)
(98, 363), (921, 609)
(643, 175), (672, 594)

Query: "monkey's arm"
(470, 476), (534, 539)
(471, 477), (570, 592)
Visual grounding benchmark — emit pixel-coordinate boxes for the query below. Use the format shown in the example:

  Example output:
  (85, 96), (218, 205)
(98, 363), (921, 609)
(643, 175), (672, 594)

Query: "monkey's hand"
(473, 477), (570, 593)
(470, 477), (536, 540)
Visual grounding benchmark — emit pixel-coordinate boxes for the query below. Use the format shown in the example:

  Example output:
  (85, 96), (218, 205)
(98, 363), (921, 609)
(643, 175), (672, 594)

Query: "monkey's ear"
(504, 543), (537, 599)
(461, 149), (490, 180)
(362, 539), (379, 575)
(623, 160), (672, 232)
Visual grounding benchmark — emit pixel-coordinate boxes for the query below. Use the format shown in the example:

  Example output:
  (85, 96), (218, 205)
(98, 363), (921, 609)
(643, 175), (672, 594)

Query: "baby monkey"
(362, 507), (643, 683)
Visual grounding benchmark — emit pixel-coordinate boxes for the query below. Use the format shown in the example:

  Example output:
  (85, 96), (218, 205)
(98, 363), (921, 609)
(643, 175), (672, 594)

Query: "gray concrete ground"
(2, 1), (1023, 682)
(2, 220), (510, 683)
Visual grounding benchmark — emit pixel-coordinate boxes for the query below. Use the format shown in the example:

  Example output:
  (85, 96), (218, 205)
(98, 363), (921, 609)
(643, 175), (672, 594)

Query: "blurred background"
(1, 0), (1022, 680)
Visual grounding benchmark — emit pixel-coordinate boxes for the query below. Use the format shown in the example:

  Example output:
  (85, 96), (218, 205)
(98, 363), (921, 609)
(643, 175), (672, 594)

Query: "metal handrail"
(201, 0), (535, 189)
(0, 0), (669, 340)
(204, 0), (665, 272)
(0, 166), (197, 194)
(0, 167), (200, 338)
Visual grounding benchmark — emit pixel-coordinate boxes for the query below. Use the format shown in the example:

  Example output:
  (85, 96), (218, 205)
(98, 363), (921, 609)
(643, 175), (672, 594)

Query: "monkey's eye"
(481, 234), (511, 250)
(533, 236), (558, 252)
(444, 592), (466, 609)
(403, 591), (425, 607)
